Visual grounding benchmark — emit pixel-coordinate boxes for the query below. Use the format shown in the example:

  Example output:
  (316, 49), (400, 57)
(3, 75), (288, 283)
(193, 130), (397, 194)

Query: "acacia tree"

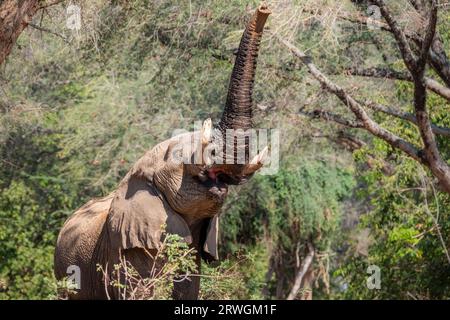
(0, 0), (64, 65)
(277, 0), (450, 194)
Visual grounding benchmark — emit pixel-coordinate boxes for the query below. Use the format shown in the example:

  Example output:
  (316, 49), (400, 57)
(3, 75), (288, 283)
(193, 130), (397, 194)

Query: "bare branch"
(304, 7), (418, 40)
(306, 5), (450, 86)
(425, 77), (450, 100)
(287, 241), (315, 300)
(314, 132), (395, 176)
(429, 37), (450, 87)
(418, 0), (438, 70)
(38, 0), (65, 10)
(372, 0), (449, 86)
(372, 0), (418, 71)
(28, 23), (68, 42)
(325, 9), (392, 33)
(344, 67), (410, 81)
(408, 0), (425, 11)
(406, 1), (450, 194)
(299, 108), (364, 128)
(276, 34), (423, 163)
(408, 0), (450, 85)
(364, 100), (450, 137)
(335, 131), (367, 150)
(277, 1), (450, 193)
(371, 0), (450, 192)
(343, 67), (450, 101)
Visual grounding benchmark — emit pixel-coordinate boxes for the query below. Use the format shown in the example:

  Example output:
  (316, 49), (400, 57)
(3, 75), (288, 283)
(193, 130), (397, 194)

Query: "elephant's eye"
(196, 170), (209, 182)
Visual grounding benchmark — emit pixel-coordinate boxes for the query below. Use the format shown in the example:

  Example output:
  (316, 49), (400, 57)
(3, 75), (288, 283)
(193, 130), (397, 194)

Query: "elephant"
(54, 4), (271, 300)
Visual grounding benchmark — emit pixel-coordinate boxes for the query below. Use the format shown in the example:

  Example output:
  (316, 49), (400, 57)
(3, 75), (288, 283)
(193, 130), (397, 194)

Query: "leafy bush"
(221, 160), (355, 298)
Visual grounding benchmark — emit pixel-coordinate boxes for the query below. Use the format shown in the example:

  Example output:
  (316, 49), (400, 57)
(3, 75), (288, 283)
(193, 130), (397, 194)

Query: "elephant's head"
(146, 120), (269, 221)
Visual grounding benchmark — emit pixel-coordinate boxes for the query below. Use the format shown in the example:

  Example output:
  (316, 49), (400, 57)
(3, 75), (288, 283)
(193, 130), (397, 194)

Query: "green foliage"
(0, 124), (76, 299)
(200, 243), (270, 299)
(95, 233), (198, 300)
(221, 160), (355, 298)
(330, 7), (450, 300)
(334, 146), (450, 300)
(333, 24), (450, 297)
(223, 161), (354, 247)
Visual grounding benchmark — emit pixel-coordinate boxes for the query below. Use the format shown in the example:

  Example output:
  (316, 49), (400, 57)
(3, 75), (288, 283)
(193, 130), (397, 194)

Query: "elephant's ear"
(107, 174), (192, 250)
(202, 215), (220, 261)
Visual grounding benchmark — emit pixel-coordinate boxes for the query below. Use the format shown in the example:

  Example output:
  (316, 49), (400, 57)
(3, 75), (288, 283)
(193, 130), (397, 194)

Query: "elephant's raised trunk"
(218, 4), (271, 132)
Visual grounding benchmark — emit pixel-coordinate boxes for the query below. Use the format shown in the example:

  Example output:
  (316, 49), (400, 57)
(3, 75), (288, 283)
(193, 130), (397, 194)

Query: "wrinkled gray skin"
(54, 5), (271, 300)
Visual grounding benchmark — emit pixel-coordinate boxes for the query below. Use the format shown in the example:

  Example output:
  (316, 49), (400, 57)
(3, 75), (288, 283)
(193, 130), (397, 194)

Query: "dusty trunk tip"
(254, 3), (272, 32)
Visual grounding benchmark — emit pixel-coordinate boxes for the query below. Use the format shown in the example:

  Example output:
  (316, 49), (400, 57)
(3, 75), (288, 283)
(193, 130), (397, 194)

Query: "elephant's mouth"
(196, 168), (250, 199)
(198, 168), (249, 185)
(195, 167), (254, 199)
(196, 171), (227, 199)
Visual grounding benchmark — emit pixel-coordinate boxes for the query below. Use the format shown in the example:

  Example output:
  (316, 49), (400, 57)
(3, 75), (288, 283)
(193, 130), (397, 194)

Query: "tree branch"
(299, 108), (364, 128)
(373, 0), (450, 193)
(0, 0), (40, 65)
(429, 36), (450, 87)
(407, 0), (450, 86)
(372, 0), (418, 72)
(364, 100), (450, 137)
(38, 0), (65, 10)
(28, 23), (68, 42)
(306, 4), (450, 87)
(405, 1), (450, 194)
(333, 131), (395, 176)
(276, 34), (424, 164)
(418, 0), (438, 71)
(342, 67), (450, 101)
(287, 241), (315, 300)
(372, 0), (449, 86)
(331, 10), (392, 33)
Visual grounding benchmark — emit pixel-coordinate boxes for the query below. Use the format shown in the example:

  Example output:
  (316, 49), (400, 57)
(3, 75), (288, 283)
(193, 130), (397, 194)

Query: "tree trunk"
(287, 241), (315, 300)
(0, 0), (40, 66)
(299, 266), (314, 300)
